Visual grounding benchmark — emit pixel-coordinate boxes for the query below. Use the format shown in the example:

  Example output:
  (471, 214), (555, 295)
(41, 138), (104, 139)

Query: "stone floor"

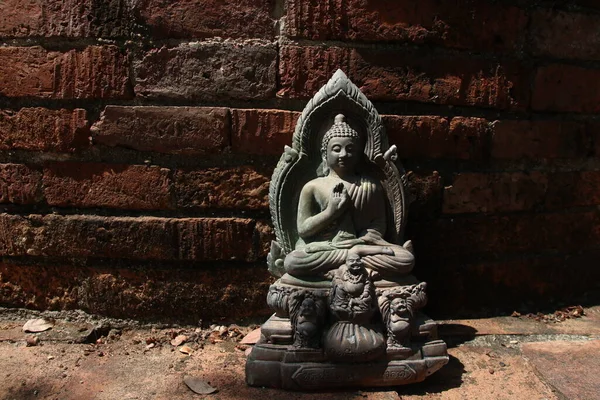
(0, 306), (599, 400)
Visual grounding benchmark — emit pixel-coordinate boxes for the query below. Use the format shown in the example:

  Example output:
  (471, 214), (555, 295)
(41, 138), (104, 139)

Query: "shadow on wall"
(416, 252), (600, 319)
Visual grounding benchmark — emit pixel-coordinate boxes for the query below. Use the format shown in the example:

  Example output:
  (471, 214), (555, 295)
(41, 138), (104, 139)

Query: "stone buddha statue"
(284, 114), (415, 278)
(246, 70), (448, 391)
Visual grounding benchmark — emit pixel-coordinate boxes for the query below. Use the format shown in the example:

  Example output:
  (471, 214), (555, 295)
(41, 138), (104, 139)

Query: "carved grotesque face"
(346, 253), (363, 273)
(300, 298), (316, 317)
(326, 136), (360, 175)
(391, 298), (410, 317)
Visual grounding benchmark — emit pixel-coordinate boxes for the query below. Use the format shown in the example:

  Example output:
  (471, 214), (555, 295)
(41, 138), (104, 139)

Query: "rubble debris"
(23, 318), (54, 333)
(183, 375), (217, 395)
(25, 335), (39, 347)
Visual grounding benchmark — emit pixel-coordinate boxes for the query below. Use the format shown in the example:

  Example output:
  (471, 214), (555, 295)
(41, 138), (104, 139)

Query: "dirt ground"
(0, 306), (599, 400)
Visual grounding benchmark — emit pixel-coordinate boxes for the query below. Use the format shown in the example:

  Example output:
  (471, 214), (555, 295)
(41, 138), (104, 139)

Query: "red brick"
(0, 0), (132, 38)
(448, 117), (489, 158)
(255, 220), (275, 258)
(0, 108), (88, 152)
(175, 166), (270, 210)
(385, 116), (487, 159)
(422, 251), (600, 318)
(231, 109), (299, 155)
(0, 164), (43, 204)
(410, 211), (600, 258)
(530, 9), (600, 60)
(0, 214), (257, 262)
(443, 172), (548, 214)
(0, 262), (272, 321)
(133, 0), (275, 39)
(591, 121), (600, 157)
(0, 46), (131, 99)
(175, 166), (273, 209)
(134, 42), (276, 101)
(565, 0), (600, 8)
(279, 45), (531, 110)
(545, 171), (600, 209)
(43, 163), (173, 210)
(491, 120), (589, 159)
(404, 171), (442, 220)
(287, 0), (527, 52)
(91, 106), (230, 155)
(532, 65), (600, 113)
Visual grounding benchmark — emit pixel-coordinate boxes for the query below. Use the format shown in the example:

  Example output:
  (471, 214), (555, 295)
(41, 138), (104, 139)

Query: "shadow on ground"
(438, 323), (478, 348)
(396, 355), (465, 396)
(4, 381), (55, 400)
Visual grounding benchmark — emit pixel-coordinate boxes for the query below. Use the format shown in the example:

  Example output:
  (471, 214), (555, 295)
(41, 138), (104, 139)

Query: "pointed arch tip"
(332, 69), (348, 80)
(328, 69), (351, 90)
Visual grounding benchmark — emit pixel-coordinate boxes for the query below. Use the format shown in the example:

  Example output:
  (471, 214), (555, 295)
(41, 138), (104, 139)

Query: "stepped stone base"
(246, 337), (448, 390)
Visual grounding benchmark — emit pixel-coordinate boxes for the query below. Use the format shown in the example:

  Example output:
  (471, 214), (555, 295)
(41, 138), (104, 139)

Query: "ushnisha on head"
(321, 114), (363, 176)
(321, 114), (361, 152)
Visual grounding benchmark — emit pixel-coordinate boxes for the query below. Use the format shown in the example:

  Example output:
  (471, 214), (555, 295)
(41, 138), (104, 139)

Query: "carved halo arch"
(269, 70), (408, 255)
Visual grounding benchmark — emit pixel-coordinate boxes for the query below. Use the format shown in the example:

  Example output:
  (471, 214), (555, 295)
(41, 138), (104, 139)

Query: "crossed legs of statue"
(284, 244), (414, 278)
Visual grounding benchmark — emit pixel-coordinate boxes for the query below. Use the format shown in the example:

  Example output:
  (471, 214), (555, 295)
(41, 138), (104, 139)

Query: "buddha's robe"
(284, 174), (414, 277)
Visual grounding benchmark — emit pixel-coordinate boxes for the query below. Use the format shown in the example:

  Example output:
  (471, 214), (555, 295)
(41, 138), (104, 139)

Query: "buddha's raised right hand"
(327, 182), (350, 215)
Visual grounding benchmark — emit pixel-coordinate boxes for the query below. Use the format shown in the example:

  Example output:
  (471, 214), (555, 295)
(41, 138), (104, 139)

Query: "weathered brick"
(0, 46), (131, 99)
(43, 163), (173, 210)
(443, 172), (548, 214)
(385, 116), (487, 159)
(591, 121), (600, 157)
(532, 65), (600, 113)
(134, 42), (277, 101)
(448, 117), (489, 158)
(545, 171), (600, 209)
(0, 214), (257, 262)
(279, 45), (531, 110)
(563, 0), (600, 9)
(421, 251), (600, 318)
(287, 0), (527, 52)
(0, 0), (132, 38)
(133, 0), (275, 39)
(409, 211), (600, 258)
(0, 262), (272, 322)
(231, 109), (299, 155)
(175, 166), (270, 210)
(255, 220), (275, 258)
(0, 164), (43, 204)
(530, 9), (600, 60)
(491, 120), (589, 159)
(0, 108), (89, 152)
(405, 171), (442, 220)
(91, 106), (230, 155)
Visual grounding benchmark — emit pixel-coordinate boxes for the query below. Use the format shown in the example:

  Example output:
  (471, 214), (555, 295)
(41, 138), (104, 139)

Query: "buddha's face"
(325, 136), (360, 175)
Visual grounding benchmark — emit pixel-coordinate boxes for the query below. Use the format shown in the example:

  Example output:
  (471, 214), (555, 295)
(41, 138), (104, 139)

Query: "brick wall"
(0, 0), (599, 322)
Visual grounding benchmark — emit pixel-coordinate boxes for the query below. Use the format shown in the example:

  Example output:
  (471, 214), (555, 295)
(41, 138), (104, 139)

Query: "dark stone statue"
(246, 70), (448, 390)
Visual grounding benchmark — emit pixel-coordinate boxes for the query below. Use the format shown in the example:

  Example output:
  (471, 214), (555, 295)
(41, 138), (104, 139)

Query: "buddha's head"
(321, 114), (362, 176)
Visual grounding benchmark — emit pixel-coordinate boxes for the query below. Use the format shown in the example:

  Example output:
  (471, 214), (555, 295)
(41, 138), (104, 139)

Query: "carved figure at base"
(289, 291), (326, 349)
(324, 251), (385, 361)
(246, 70), (448, 390)
(378, 282), (428, 350)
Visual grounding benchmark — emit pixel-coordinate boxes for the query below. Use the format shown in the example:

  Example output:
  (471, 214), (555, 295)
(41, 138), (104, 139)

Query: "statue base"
(246, 339), (448, 390)
(246, 313), (449, 390)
